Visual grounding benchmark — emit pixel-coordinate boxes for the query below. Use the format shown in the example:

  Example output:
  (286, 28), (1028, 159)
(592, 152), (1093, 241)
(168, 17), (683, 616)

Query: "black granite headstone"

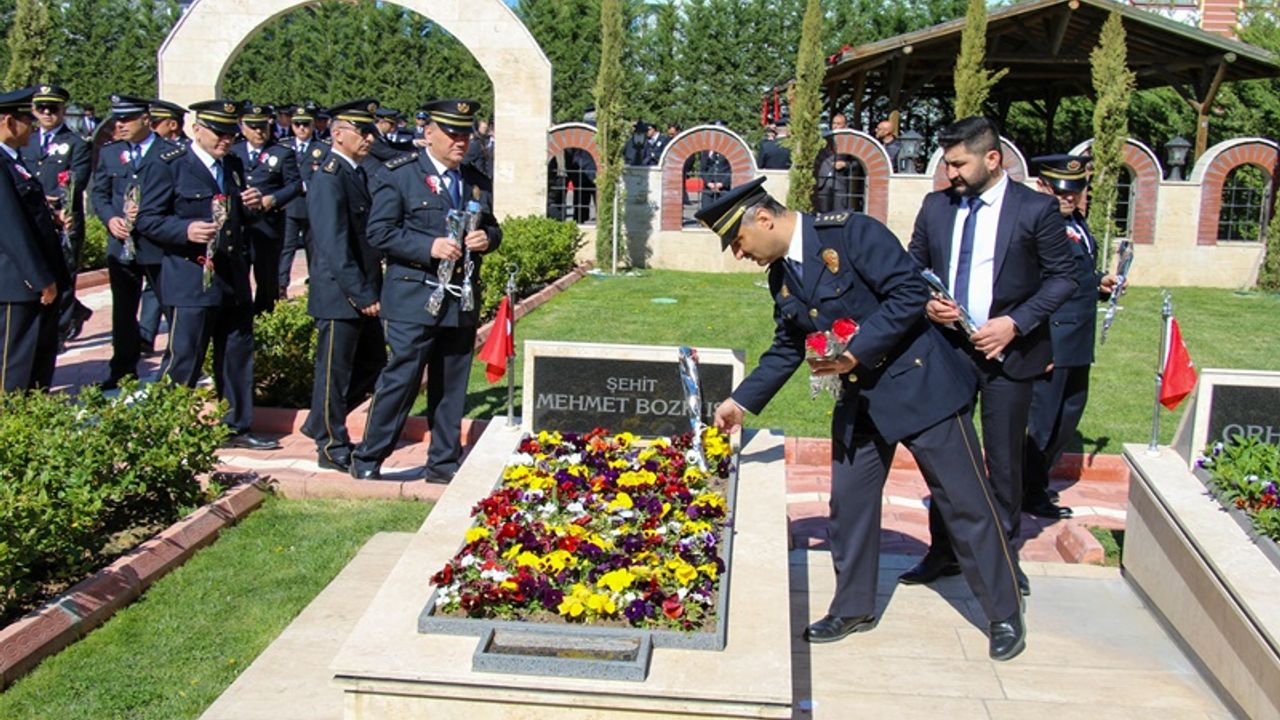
(1207, 384), (1280, 447)
(531, 355), (735, 435)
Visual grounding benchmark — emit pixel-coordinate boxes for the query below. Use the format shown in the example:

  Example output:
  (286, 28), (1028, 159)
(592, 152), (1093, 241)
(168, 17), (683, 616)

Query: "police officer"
(368, 108), (414, 162)
(699, 148), (731, 210)
(136, 100), (280, 450)
(92, 94), (176, 389)
(351, 99), (501, 482)
(19, 84), (92, 348)
(300, 99), (386, 472)
(148, 99), (188, 143)
(313, 108), (332, 142)
(701, 177), (1025, 661)
(280, 101), (327, 294)
(230, 102), (302, 315)
(0, 86), (67, 392)
(1023, 154), (1121, 519)
(756, 121), (791, 170)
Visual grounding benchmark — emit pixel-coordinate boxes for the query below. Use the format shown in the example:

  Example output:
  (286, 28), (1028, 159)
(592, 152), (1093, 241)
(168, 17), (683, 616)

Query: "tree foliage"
(4, 0), (54, 88)
(1087, 12), (1135, 252)
(788, 0), (824, 212)
(952, 0), (1007, 119)
(594, 0), (625, 268)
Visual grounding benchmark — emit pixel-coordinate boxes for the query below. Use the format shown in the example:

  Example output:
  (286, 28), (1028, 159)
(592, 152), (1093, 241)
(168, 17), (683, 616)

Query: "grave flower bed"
(429, 427), (734, 632)
(1197, 437), (1280, 544)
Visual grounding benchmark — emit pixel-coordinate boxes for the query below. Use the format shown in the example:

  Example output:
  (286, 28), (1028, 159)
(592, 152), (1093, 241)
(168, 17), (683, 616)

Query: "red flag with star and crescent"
(1159, 317), (1197, 410)
(478, 296), (515, 383)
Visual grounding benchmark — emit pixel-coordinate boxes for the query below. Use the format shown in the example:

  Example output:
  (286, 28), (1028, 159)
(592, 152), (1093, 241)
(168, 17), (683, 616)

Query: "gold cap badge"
(457, 102), (470, 113)
(223, 102), (235, 113)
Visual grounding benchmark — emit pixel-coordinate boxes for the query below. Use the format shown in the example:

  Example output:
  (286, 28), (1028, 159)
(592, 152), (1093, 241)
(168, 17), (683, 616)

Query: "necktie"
(41, 132), (52, 154)
(445, 169), (462, 208)
(213, 161), (225, 193)
(786, 257), (803, 284)
(249, 148), (260, 166)
(130, 144), (140, 168)
(954, 196), (983, 311)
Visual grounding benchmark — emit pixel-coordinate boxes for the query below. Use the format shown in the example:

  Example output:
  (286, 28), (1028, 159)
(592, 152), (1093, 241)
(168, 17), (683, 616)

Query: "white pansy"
(566, 501), (585, 514)
(509, 452), (534, 466)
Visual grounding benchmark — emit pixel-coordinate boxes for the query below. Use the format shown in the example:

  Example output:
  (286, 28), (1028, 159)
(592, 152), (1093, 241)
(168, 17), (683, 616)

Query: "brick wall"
(830, 130), (891, 223)
(660, 127), (756, 231)
(1195, 140), (1279, 245)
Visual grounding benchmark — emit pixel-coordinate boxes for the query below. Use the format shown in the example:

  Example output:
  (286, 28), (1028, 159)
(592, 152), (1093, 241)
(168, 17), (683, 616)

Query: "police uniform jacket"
(641, 136), (667, 166)
(20, 124), (91, 221)
(757, 139), (791, 170)
(0, 149), (65, 302)
(284, 139), (329, 222)
(136, 145), (251, 308)
(229, 141), (301, 234)
(306, 154), (381, 320)
(1049, 212), (1109, 368)
(366, 151), (501, 328)
(91, 137), (175, 264)
(700, 151), (732, 187)
(732, 212), (976, 446)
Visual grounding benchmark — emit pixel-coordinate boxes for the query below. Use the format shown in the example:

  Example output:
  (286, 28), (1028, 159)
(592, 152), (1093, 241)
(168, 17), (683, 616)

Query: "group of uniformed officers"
(0, 84), (497, 482)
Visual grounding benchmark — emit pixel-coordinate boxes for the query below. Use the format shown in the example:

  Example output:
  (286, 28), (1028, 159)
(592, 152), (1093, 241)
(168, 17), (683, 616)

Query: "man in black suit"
(756, 121), (791, 170)
(230, 103), (302, 315)
(92, 94), (176, 389)
(0, 86), (66, 392)
(904, 117), (1076, 595)
(641, 123), (667, 166)
(136, 100), (279, 451)
(300, 99), (386, 472)
(698, 149), (731, 210)
(20, 84), (92, 348)
(280, 101), (327, 295)
(703, 177), (1025, 661)
(351, 99), (501, 483)
(1023, 154), (1120, 519)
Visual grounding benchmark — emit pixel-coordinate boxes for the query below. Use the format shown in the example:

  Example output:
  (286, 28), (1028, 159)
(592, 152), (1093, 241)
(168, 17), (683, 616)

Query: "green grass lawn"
(451, 270), (1280, 454)
(0, 497), (430, 720)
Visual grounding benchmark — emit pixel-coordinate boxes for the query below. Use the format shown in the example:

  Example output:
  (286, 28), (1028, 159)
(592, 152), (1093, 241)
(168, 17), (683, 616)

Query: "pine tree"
(594, 0), (625, 268)
(952, 0), (1006, 119)
(520, 0), (600, 124)
(787, 0), (823, 212)
(1087, 11), (1135, 255)
(4, 0), (55, 88)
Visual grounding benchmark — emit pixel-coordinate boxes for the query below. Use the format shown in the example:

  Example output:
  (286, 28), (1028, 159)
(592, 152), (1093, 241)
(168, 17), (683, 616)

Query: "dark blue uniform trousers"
(161, 303), (254, 432)
(1024, 365), (1091, 501)
(279, 217), (310, 292)
(355, 320), (474, 476)
(2, 302), (40, 392)
(830, 404), (1022, 623)
(303, 316), (386, 464)
(106, 257), (165, 382)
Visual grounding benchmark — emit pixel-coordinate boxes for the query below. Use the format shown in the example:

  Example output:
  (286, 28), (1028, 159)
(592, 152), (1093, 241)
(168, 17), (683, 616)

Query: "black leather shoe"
(1046, 488), (1061, 503)
(222, 432), (281, 451)
(422, 469), (455, 485)
(803, 614), (877, 643)
(98, 377), (123, 391)
(317, 454), (350, 472)
(1017, 567), (1031, 597)
(989, 610), (1026, 661)
(898, 554), (961, 585)
(350, 460), (382, 480)
(140, 340), (156, 356)
(66, 306), (92, 341)
(1024, 496), (1073, 520)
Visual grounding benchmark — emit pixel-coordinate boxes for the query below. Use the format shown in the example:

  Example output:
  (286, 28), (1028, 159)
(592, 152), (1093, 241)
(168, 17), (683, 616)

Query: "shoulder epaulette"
(160, 145), (188, 162)
(311, 146), (326, 159)
(814, 211), (851, 228)
(322, 158), (339, 174)
(384, 151), (418, 170)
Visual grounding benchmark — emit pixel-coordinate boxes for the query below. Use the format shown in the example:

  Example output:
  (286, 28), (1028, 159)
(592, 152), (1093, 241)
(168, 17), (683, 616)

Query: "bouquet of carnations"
(120, 183), (141, 261)
(804, 317), (859, 400)
(202, 194), (229, 291)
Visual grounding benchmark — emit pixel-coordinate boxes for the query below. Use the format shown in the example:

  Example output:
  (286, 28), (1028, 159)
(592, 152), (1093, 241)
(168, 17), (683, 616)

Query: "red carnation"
(805, 331), (828, 356)
(57, 170), (71, 187)
(832, 318), (859, 342)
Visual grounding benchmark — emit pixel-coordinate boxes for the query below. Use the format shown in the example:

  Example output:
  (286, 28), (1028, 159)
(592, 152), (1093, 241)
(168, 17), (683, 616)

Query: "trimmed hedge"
(480, 215), (583, 316)
(0, 380), (229, 620)
(253, 297), (317, 409)
(80, 215), (108, 272)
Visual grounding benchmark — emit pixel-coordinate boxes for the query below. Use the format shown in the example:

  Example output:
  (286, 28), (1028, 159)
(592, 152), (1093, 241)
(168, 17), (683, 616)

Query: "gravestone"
(521, 341), (744, 435)
(1172, 369), (1280, 466)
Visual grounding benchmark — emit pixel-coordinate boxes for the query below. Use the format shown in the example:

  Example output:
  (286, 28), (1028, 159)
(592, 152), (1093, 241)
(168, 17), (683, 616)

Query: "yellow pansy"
(541, 549), (574, 573)
(586, 593), (616, 615)
(465, 527), (490, 543)
(515, 551), (541, 568)
(697, 562), (719, 580)
(607, 492), (634, 513)
(596, 568), (636, 593)
(502, 543), (523, 560)
(666, 558), (698, 586)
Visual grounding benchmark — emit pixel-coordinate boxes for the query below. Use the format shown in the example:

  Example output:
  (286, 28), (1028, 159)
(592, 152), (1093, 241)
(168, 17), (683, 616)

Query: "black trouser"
(106, 257), (165, 382)
(1, 301), (41, 392)
(139, 280), (162, 348)
(162, 304), (255, 433)
(247, 223), (284, 315)
(927, 357), (1036, 556)
(1024, 365), (1091, 502)
(279, 216), (311, 294)
(355, 320), (475, 476)
(55, 226), (88, 340)
(828, 404), (1021, 623)
(303, 317), (386, 464)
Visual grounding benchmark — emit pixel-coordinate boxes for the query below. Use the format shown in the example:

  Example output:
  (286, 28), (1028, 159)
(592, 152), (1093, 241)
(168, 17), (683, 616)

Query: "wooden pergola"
(822, 0), (1280, 157)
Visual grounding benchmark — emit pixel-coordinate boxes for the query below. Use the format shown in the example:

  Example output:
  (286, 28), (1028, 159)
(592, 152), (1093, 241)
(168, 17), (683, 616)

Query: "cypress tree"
(1087, 11), (1134, 254)
(952, 0), (1006, 119)
(787, 0), (823, 212)
(4, 0), (55, 88)
(594, 0), (625, 268)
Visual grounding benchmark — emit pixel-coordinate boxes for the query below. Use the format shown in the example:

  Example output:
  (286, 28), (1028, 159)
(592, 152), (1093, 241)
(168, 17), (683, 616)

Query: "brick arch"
(659, 125), (757, 231)
(547, 122), (600, 171)
(1069, 138), (1161, 245)
(927, 137), (1028, 191)
(829, 129), (890, 223)
(1191, 138), (1280, 245)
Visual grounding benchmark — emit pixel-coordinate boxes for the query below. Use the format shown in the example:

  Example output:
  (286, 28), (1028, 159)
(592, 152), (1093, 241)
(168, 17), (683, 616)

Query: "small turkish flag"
(1159, 317), (1197, 410)
(478, 296), (515, 383)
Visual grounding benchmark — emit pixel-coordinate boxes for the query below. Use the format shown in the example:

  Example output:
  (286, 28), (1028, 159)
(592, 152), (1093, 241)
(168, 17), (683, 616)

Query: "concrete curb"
(1056, 520), (1108, 564)
(0, 480), (268, 690)
(75, 268), (108, 292)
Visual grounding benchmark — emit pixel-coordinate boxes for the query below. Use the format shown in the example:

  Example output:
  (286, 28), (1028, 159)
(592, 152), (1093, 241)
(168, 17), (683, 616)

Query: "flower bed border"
(0, 479), (268, 690)
(418, 455), (741, 655)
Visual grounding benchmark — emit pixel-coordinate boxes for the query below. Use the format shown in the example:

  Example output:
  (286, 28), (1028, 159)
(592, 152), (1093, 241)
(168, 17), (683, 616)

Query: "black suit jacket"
(229, 141), (301, 234)
(908, 178), (1077, 380)
(732, 212), (976, 445)
(0, 149), (64, 302)
(306, 154), (381, 319)
(92, 136), (176, 264)
(136, 146), (252, 308)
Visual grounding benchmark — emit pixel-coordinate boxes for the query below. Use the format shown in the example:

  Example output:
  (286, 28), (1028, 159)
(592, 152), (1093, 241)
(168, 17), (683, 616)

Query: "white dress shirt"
(189, 141), (223, 188)
(948, 171), (1009, 328)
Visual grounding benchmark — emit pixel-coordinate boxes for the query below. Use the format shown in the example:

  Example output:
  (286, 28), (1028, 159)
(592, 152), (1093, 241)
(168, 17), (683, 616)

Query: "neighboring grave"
(521, 341), (744, 435)
(1172, 369), (1280, 466)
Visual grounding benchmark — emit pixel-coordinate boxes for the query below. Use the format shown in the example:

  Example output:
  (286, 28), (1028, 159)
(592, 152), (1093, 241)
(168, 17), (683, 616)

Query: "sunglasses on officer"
(291, 120), (312, 127)
(34, 103), (63, 114)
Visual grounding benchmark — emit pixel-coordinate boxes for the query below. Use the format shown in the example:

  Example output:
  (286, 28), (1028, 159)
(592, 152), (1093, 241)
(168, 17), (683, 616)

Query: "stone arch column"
(1189, 138), (1280, 246)
(829, 129), (890, 222)
(658, 126), (756, 231)
(927, 137), (1028, 191)
(157, 0), (551, 219)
